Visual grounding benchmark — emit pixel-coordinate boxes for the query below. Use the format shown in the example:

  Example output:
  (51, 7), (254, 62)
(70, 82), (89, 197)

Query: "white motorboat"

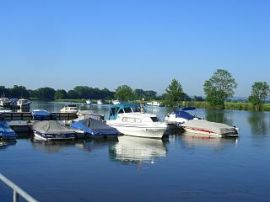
(17, 99), (31, 108)
(86, 100), (91, 105)
(182, 119), (239, 138)
(97, 99), (103, 105)
(106, 103), (168, 139)
(112, 100), (120, 105)
(60, 104), (78, 113)
(0, 97), (11, 107)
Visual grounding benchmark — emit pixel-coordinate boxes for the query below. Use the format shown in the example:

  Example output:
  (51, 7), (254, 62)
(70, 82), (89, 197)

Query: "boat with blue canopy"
(165, 107), (198, 127)
(0, 121), (16, 141)
(32, 109), (51, 120)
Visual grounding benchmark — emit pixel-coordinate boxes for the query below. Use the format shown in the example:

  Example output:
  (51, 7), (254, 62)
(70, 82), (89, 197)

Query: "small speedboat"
(146, 101), (163, 107)
(86, 100), (91, 105)
(71, 117), (119, 138)
(32, 120), (76, 141)
(165, 107), (199, 127)
(0, 121), (16, 141)
(106, 103), (168, 139)
(60, 104), (78, 113)
(32, 109), (51, 120)
(182, 119), (239, 138)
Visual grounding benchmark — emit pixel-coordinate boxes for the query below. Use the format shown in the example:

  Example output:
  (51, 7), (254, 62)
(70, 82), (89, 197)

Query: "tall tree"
(115, 85), (134, 101)
(204, 69), (237, 109)
(248, 82), (270, 111)
(164, 79), (184, 107)
(54, 89), (68, 100)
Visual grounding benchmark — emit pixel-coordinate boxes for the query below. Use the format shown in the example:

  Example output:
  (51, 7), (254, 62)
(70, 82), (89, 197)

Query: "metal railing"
(0, 173), (38, 202)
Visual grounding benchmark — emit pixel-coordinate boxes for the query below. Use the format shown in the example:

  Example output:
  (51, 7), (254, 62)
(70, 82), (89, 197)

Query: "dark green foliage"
(248, 82), (270, 111)
(134, 89), (157, 100)
(115, 85), (134, 101)
(164, 79), (184, 107)
(54, 89), (68, 100)
(36, 87), (56, 101)
(204, 69), (237, 109)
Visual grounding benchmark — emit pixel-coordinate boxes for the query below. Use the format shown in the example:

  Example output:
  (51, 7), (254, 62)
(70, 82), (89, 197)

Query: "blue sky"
(0, 0), (269, 97)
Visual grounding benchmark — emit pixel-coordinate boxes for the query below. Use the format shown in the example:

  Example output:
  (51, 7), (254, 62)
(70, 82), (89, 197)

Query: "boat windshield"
(150, 117), (159, 122)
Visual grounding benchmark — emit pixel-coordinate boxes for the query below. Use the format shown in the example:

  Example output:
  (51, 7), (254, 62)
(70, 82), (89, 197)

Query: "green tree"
(204, 69), (237, 109)
(164, 79), (184, 107)
(115, 85), (134, 101)
(248, 82), (270, 111)
(54, 89), (68, 100)
(36, 87), (56, 101)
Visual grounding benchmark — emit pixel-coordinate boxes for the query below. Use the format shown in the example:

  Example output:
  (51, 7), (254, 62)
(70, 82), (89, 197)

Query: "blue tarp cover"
(0, 121), (16, 139)
(174, 110), (194, 120)
(71, 118), (118, 137)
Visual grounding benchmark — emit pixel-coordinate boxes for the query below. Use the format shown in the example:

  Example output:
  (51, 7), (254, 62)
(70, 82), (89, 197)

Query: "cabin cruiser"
(106, 103), (168, 139)
(32, 120), (76, 141)
(60, 104), (78, 113)
(182, 119), (239, 138)
(0, 97), (11, 107)
(165, 107), (199, 127)
(17, 99), (31, 108)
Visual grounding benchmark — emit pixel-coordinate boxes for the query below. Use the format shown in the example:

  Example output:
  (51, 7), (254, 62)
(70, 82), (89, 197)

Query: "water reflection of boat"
(181, 132), (238, 149)
(78, 139), (118, 153)
(109, 136), (167, 164)
(0, 141), (16, 150)
(31, 140), (77, 153)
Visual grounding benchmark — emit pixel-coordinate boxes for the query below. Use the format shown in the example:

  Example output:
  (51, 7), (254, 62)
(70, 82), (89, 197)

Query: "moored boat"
(32, 120), (76, 141)
(60, 104), (78, 113)
(32, 109), (51, 120)
(0, 97), (11, 107)
(97, 99), (103, 105)
(0, 121), (16, 141)
(112, 100), (120, 105)
(165, 107), (199, 127)
(86, 100), (91, 105)
(182, 119), (239, 138)
(106, 103), (168, 139)
(17, 98), (31, 108)
(71, 117), (119, 138)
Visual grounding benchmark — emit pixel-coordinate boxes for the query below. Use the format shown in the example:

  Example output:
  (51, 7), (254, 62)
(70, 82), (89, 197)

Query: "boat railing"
(0, 173), (38, 202)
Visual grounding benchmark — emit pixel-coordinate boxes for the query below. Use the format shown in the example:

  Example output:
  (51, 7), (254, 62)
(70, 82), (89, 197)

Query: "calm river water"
(1, 101), (270, 202)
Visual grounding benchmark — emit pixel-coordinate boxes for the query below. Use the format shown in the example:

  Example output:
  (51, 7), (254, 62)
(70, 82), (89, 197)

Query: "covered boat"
(0, 121), (16, 141)
(32, 109), (51, 120)
(182, 119), (238, 138)
(32, 120), (76, 141)
(71, 118), (119, 138)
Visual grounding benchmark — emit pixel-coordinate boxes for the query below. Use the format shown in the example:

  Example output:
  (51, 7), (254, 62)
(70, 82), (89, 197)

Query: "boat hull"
(107, 124), (166, 139)
(33, 131), (75, 141)
(183, 127), (238, 138)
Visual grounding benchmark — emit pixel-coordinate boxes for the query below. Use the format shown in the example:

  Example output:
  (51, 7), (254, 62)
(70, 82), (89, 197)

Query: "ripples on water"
(1, 102), (270, 202)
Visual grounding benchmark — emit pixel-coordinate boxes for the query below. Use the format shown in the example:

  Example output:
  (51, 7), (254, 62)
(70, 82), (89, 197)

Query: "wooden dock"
(0, 112), (78, 121)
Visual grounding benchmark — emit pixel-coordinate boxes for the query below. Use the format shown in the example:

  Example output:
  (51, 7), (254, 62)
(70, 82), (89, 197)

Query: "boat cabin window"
(118, 109), (125, 114)
(122, 117), (142, 123)
(124, 107), (132, 113)
(150, 117), (159, 122)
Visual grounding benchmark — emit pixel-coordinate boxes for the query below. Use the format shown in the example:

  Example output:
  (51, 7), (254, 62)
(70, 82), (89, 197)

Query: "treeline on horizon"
(0, 85), (182, 101)
(1, 68), (270, 111)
